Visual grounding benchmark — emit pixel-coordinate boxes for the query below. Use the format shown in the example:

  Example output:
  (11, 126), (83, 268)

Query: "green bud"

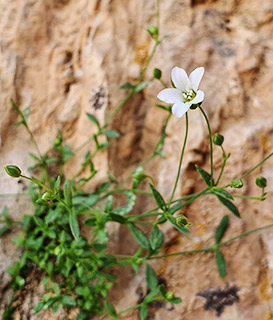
(176, 215), (192, 229)
(153, 68), (162, 80)
(231, 179), (243, 188)
(147, 25), (158, 39)
(42, 192), (53, 201)
(165, 291), (174, 300)
(256, 177), (267, 188)
(190, 103), (200, 110)
(4, 165), (21, 178)
(213, 133), (224, 146)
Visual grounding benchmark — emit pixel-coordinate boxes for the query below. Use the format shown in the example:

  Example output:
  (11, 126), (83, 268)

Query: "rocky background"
(1, 0), (273, 319)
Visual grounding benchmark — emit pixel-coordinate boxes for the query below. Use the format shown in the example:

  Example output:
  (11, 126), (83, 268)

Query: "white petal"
(171, 67), (191, 91)
(172, 101), (191, 118)
(189, 67), (204, 91)
(157, 88), (182, 103)
(191, 90), (204, 104)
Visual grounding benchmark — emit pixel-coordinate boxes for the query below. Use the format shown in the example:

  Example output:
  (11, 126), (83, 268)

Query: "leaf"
(104, 195), (113, 212)
(167, 297), (182, 304)
(105, 301), (117, 317)
(0, 226), (9, 236)
(64, 180), (72, 208)
(23, 107), (30, 121)
(120, 82), (134, 89)
(216, 249), (226, 278)
(149, 184), (166, 211)
(102, 130), (120, 138)
(150, 225), (164, 251)
(217, 195), (240, 218)
(29, 153), (40, 161)
(73, 195), (99, 208)
(69, 210), (79, 240)
(212, 189), (234, 200)
(134, 80), (152, 93)
(140, 303), (148, 320)
(62, 296), (76, 306)
(108, 213), (128, 224)
(146, 265), (158, 291)
(155, 104), (172, 112)
(45, 209), (60, 224)
(34, 301), (45, 314)
(54, 176), (61, 193)
(86, 112), (100, 128)
(215, 215), (229, 244)
(129, 224), (150, 250)
(195, 165), (212, 187)
(112, 191), (136, 216)
(62, 144), (74, 163)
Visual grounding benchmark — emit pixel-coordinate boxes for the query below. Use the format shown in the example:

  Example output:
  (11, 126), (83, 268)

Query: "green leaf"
(105, 301), (117, 317)
(129, 224), (150, 250)
(86, 112), (100, 128)
(102, 130), (120, 138)
(155, 104), (172, 112)
(29, 153), (40, 161)
(62, 144), (74, 163)
(216, 249), (226, 278)
(69, 210), (79, 240)
(45, 209), (60, 224)
(215, 215), (229, 244)
(167, 297), (182, 304)
(112, 191), (136, 216)
(134, 80), (152, 93)
(64, 180), (72, 208)
(150, 225), (164, 251)
(217, 195), (240, 218)
(146, 265), (158, 290)
(104, 195), (113, 212)
(23, 107), (30, 121)
(212, 189), (233, 200)
(108, 213), (128, 224)
(149, 184), (166, 211)
(0, 226), (9, 236)
(120, 82), (134, 89)
(34, 301), (45, 314)
(195, 165), (213, 187)
(62, 296), (77, 306)
(54, 176), (61, 192)
(140, 303), (148, 320)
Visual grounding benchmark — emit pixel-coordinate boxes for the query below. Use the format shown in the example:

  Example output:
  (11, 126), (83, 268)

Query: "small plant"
(1, 1), (273, 319)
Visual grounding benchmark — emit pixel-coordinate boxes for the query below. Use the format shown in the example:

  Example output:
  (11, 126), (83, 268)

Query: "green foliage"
(215, 215), (229, 244)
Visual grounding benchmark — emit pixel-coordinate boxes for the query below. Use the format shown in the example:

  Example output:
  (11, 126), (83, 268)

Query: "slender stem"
(199, 106), (213, 183)
(240, 151), (273, 180)
(232, 194), (263, 201)
(168, 112), (189, 207)
(215, 146), (227, 186)
(118, 303), (142, 315)
(20, 175), (51, 192)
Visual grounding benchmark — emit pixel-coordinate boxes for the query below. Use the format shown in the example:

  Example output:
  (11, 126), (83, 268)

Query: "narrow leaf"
(129, 224), (150, 250)
(112, 191), (136, 216)
(168, 215), (190, 235)
(216, 249), (226, 278)
(102, 130), (120, 138)
(86, 112), (100, 128)
(212, 189), (234, 200)
(69, 210), (79, 240)
(120, 82), (134, 89)
(215, 215), (229, 244)
(146, 265), (158, 290)
(150, 225), (164, 250)
(64, 180), (72, 208)
(62, 296), (76, 306)
(140, 303), (148, 320)
(217, 195), (240, 218)
(134, 80), (152, 93)
(105, 301), (117, 317)
(149, 184), (166, 211)
(195, 165), (212, 186)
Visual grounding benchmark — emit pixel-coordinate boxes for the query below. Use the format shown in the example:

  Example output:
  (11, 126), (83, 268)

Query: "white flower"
(157, 66), (205, 118)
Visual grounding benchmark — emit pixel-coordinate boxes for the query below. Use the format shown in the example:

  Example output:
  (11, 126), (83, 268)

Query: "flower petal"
(172, 101), (191, 118)
(191, 90), (204, 104)
(171, 67), (191, 91)
(157, 88), (182, 104)
(189, 67), (204, 91)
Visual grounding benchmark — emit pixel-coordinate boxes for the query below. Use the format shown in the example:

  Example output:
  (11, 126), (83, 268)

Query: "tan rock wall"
(1, 0), (273, 319)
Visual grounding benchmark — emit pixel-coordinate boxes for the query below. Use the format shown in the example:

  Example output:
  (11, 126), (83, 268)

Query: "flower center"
(182, 89), (196, 102)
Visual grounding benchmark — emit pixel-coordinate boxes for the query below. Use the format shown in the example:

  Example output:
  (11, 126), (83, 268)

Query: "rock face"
(1, 0), (273, 319)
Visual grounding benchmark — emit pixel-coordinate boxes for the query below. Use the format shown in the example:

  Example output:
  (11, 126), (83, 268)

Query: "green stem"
(215, 146), (227, 186)
(240, 151), (273, 180)
(20, 175), (51, 192)
(168, 112), (189, 207)
(118, 303), (142, 315)
(199, 106), (213, 183)
(232, 194), (263, 201)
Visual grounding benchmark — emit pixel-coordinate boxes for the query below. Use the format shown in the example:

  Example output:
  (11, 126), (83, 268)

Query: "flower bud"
(165, 291), (174, 300)
(256, 177), (267, 188)
(153, 68), (162, 80)
(231, 179), (243, 188)
(176, 215), (192, 229)
(4, 165), (21, 178)
(213, 133), (224, 146)
(147, 25), (158, 39)
(42, 192), (53, 201)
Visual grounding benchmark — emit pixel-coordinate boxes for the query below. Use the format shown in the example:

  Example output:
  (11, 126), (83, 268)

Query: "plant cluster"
(1, 1), (273, 319)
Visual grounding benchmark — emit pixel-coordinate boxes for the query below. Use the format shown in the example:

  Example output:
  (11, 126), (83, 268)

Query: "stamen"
(182, 89), (196, 102)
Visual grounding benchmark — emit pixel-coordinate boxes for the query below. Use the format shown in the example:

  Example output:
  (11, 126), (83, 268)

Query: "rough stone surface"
(1, 0), (273, 319)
